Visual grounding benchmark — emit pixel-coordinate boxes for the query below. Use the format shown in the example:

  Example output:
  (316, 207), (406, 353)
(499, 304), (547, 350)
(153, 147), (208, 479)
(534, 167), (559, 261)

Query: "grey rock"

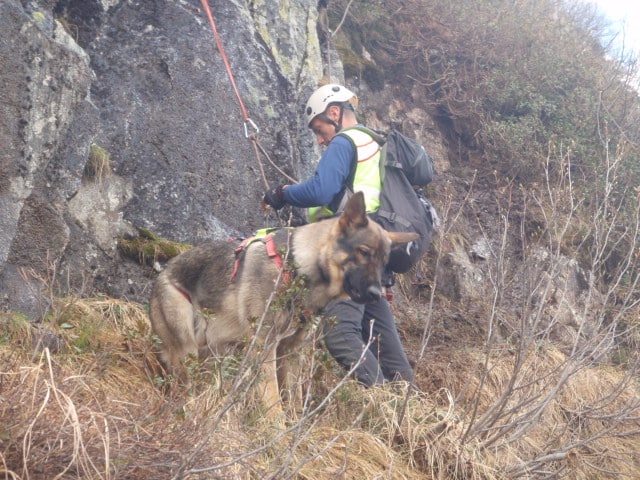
(1, 0), (323, 315)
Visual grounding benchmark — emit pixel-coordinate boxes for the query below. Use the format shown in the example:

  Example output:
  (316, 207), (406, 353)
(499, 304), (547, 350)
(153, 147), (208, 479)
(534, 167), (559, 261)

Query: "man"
(263, 84), (414, 386)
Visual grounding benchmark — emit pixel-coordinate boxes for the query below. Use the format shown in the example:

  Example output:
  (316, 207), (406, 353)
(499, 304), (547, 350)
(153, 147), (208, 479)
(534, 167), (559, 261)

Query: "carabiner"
(243, 118), (259, 138)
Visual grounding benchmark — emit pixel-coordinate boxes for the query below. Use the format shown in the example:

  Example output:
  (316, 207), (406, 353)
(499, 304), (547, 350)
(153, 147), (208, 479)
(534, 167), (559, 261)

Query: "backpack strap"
(326, 131), (358, 213)
(338, 126), (387, 192)
(374, 208), (413, 229)
(345, 125), (386, 145)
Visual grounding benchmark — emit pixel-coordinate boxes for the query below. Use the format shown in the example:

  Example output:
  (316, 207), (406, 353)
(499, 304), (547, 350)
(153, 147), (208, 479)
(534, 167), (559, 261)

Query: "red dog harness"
(230, 228), (294, 285)
(174, 229), (295, 306)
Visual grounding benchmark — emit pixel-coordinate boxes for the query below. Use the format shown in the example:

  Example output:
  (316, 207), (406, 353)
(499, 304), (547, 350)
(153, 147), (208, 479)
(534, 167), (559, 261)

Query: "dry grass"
(1, 296), (640, 479)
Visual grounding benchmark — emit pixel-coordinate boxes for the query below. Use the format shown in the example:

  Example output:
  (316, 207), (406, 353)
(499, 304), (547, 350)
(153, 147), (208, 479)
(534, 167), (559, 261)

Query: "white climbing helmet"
(304, 84), (358, 128)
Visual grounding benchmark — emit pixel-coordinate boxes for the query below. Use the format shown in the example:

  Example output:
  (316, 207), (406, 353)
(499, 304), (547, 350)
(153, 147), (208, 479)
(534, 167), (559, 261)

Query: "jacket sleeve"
(283, 135), (354, 208)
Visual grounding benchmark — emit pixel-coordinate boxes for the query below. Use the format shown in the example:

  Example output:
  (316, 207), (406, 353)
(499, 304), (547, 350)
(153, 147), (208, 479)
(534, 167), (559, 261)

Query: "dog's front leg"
(276, 328), (306, 416)
(259, 343), (284, 420)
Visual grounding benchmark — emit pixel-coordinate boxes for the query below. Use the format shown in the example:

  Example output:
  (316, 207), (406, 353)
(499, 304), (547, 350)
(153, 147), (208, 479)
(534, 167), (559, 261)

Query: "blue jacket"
(283, 135), (354, 207)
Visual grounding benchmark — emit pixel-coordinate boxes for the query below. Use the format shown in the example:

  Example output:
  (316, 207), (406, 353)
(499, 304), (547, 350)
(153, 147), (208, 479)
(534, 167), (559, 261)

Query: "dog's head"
(334, 192), (418, 303)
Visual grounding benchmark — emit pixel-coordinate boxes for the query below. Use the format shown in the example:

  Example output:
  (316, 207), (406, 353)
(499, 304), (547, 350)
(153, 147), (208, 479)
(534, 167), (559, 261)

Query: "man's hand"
(263, 185), (287, 210)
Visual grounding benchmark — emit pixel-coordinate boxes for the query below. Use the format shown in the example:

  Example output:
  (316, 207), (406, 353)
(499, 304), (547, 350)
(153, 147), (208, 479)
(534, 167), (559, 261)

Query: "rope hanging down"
(199, 0), (298, 188)
(200, 0), (257, 137)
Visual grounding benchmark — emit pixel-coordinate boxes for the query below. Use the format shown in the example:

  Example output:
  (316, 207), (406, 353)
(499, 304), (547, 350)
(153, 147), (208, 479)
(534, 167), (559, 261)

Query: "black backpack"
(341, 126), (436, 273)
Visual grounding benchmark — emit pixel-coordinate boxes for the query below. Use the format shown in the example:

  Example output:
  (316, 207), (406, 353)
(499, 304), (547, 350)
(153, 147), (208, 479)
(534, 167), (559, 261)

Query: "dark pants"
(322, 297), (414, 387)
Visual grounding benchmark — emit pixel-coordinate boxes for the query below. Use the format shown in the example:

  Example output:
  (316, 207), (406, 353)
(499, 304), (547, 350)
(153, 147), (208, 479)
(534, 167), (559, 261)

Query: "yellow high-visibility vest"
(308, 127), (382, 222)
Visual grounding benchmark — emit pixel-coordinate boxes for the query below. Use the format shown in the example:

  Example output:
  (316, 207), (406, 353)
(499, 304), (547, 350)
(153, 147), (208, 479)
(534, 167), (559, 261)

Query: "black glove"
(263, 185), (287, 210)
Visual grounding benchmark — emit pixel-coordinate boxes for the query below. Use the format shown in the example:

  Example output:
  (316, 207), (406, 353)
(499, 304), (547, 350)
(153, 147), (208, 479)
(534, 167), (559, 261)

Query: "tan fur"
(149, 192), (418, 417)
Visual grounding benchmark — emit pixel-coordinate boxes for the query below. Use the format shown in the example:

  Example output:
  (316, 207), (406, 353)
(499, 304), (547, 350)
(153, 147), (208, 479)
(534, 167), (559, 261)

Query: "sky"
(590, 0), (640, 54)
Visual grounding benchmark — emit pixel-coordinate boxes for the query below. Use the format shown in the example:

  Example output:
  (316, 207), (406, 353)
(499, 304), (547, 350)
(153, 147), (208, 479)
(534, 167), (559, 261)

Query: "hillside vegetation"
(3, 0), (640, 478)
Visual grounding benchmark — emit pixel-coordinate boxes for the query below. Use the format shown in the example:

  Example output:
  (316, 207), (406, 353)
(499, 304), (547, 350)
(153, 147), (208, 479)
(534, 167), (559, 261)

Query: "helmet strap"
(318, 111), (340, 132)
(336, 105), (345, 132)
(319, 104), (346, 132)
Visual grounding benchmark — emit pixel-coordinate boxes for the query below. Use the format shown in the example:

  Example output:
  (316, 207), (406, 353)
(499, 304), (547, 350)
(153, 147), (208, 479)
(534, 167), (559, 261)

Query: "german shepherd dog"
(149, 192), (417, 415)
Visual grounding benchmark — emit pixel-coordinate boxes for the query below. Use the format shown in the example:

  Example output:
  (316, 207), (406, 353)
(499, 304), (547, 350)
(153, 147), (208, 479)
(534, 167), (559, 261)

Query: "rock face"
(0, 0), (595, 355)
(1, 1), (93, 317)
(0, 0), (324, 316)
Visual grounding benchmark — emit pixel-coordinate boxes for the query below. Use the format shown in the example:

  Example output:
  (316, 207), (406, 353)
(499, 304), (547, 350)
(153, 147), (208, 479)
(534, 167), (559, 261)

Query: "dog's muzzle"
(345, 274), (382, 304)
(365, 284), (382, 302)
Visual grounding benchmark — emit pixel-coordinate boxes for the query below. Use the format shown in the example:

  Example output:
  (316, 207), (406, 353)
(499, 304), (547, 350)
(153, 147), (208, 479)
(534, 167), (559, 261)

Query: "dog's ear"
(387, 231), (419, 246)
(339, 191), (368, 231)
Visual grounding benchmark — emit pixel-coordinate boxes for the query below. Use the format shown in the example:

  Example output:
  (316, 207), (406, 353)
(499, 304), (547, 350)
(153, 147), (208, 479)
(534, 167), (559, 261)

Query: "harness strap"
(263, 234), (282, 269)
(176, 286), (192, 303)
(230, 237), (251, 282)
(266, 234), (294, 285)
(230, 229), (294, 284)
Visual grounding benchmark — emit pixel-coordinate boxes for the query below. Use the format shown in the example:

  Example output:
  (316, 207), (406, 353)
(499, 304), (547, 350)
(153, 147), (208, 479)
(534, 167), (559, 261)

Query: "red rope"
(200, 0), (251, 125)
